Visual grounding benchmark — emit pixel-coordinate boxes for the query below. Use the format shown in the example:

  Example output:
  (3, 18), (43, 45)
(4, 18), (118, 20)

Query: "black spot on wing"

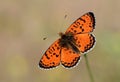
(45, 52), (50, 59)
(79, 18), (86, 23)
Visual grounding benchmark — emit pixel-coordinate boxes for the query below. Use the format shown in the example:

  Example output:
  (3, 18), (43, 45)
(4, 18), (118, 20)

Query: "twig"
(84, 54), (94, 82)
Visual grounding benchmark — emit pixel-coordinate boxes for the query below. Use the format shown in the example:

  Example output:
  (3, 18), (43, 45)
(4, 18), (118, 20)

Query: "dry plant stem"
(84, 54), (94, 82)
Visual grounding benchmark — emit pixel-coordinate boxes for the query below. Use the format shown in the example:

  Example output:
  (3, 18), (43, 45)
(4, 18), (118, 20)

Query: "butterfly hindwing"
(74, 33), (96, 53)
(61, 47), (80, 68)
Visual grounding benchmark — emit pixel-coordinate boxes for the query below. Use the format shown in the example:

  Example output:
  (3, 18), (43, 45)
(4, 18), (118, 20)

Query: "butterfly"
(39, 12), (96, 69)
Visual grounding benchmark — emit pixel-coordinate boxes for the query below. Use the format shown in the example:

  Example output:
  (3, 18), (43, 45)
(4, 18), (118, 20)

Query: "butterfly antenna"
(59, 14), (68, 33)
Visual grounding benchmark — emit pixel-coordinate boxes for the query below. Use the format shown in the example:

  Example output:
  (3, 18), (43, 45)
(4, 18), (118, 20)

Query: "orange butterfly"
(39, 12), (96, 69)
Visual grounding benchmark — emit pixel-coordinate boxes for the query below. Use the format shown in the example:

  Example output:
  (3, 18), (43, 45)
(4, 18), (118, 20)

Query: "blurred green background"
(0, 0), (120, 82)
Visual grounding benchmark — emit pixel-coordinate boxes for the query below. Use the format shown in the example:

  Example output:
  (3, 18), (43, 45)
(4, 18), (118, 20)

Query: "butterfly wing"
(74, 33), (96, 53)
(61, 47), (80, 68)
(39, 39), (61, 69)
(65, 12), (95, 34)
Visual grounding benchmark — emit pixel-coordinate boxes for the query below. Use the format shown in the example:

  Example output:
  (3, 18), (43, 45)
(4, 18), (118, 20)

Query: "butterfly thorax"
(59, 32), (80, 54)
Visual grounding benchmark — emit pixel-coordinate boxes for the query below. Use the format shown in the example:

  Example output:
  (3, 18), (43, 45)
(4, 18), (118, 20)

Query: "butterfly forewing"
(39, 40), (61, 69)
(65, 12), (95, 34)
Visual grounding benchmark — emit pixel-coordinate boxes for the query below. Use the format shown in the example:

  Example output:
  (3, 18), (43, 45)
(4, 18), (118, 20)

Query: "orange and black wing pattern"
(65, 12), (95, 34)
(74, 33), (96, 53)
(39, 40), (61, 69)
(61, 47), (80, 68)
